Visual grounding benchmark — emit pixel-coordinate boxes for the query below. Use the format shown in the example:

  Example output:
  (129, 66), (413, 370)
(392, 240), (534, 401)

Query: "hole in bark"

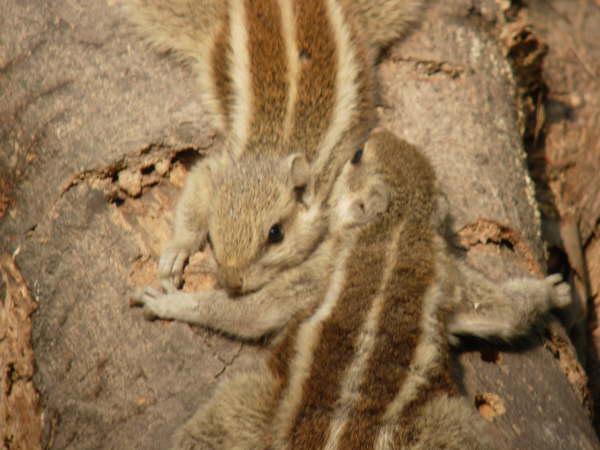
(25, 224), (38, 238)
(480, 348), (501, 364)
(141, 165), (155, 175)
(466, 6), (482, 18)
(475, 393), (506, 421)
(6, 363), (15, 395)
(503, 0), (526, 22)
(546, 245), (569, 276)
(499, 238), (514, 250)
(171, 149), (202, 170)
(111, 196), (125, 207)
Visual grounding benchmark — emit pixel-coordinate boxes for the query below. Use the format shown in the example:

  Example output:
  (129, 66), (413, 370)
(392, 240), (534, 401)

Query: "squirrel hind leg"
(446, 266), (572, 344)
(171, 368), (278, 450)
(382, 394), (490, 449)
(411, 395), (491, 450)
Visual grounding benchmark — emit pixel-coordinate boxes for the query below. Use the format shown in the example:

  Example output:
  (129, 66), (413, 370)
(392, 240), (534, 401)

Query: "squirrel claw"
(129, 287), (167, 320)
(159, 248), (190, 292)
(129, 289), (148, 307)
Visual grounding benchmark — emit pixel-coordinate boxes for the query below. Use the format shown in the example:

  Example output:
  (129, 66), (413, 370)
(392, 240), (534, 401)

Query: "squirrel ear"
(366, 182), (390, 217)
(286, 153), (310, 189)
(348, 182), (390, 225)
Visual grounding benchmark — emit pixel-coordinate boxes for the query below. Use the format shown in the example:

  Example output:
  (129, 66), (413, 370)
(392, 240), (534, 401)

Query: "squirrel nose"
(219, 268), (244, 295)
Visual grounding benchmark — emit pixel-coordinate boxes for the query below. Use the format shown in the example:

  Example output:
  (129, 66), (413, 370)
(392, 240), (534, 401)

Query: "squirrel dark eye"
(206, 232), (212, 247)
(351, 148), (363, 165)
(268, 224), (284, 244)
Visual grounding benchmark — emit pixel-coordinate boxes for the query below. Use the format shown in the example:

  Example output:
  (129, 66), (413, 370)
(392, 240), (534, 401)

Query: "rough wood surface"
(0, 0), (598, 449)
(378, 2), (597, 447)
(0, 255), (42, 450)
(520, 0), (600, 428)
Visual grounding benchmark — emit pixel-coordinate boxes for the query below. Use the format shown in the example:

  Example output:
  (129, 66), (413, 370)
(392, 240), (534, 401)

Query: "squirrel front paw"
(130, 287), (203, 323)
(130, 287), (170, 320)
(159, 244), (192, 293)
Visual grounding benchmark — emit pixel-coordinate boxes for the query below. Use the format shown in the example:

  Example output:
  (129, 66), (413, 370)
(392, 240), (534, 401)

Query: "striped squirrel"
(125, 0), (426, 294)
(132, 130), (571, 449)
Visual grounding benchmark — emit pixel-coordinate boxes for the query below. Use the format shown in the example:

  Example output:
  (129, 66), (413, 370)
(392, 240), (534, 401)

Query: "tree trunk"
(0, 0), (598, 449)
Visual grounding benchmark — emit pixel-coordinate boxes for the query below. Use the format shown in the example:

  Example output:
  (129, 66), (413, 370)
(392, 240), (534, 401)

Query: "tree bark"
(0, 0), (597, 449)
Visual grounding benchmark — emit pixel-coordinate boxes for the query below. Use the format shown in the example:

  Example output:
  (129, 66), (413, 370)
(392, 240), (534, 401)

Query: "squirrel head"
(330, 129), (437, 230)
(203, 151), (327, 295)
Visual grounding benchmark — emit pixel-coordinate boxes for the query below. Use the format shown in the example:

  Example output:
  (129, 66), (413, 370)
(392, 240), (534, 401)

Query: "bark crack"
(457, 218), (544, 277)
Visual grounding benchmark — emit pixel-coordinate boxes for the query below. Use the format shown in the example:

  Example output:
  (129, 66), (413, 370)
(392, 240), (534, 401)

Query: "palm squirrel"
(125, 0), (427, 294)
(132, 130), (571, 449)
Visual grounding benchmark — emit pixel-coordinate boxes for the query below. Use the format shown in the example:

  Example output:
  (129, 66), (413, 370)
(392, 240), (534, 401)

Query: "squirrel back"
(149, 130), (568, 449)
(127, 0), (376, 158)
(267, 131), (487, 449)
(137, 0), (427, 294)
(125, 0), (427, 196)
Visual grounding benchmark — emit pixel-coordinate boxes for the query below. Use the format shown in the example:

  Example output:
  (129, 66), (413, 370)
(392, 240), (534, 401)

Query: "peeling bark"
(0, 255), (42, 450)
(0, 0), (598, 448)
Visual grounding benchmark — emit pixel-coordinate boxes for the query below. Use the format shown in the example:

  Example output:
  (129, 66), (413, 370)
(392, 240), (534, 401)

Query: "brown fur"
(125, 0), (403, 295)
(338, 226), (435, 448)
(287, 0), (337, 159)
(246, 0), (289, 148)
(133, 130), (570, 449)
(160, 0), (375, 295)
(212, 16), (233, 127)
(273, 131), (448, 449)
(289, 228), (388, 448)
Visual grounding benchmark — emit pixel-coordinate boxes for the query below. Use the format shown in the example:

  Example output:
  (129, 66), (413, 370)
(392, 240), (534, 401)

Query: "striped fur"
(162, 130), (491, 449)
(125, 0), (426, 151)
(127, 0), (378, 171)
(133, 130), (571, 449)
(213, 0), (375, 200)
(126, 2), (571, 447)
(125, 1), (427, 274)
(267, 130), (482, 450)
(129, 0), (393, 295)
